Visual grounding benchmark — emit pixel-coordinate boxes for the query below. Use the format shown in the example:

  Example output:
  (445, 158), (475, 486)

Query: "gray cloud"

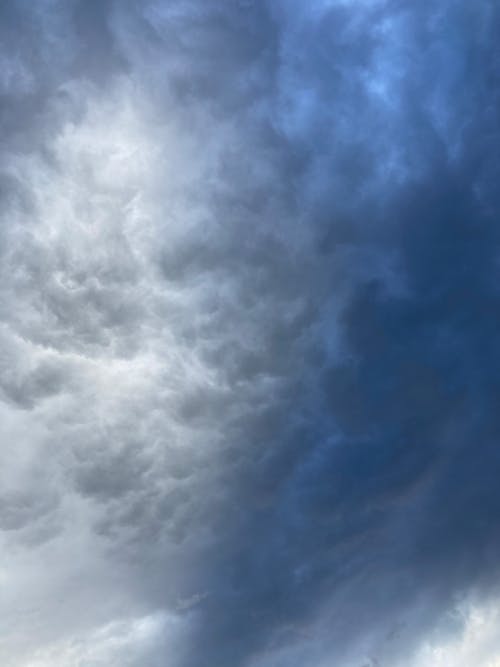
(1, 1), (500, 666)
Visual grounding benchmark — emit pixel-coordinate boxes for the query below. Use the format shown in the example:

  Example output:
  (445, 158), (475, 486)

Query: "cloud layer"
(1, 1), (500, 666)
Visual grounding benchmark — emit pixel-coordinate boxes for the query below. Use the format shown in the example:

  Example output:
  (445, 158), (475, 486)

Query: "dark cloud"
(166, 2), (500, 665)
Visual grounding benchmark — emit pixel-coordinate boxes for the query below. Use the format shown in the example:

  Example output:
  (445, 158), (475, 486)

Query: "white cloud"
(0, 22), (308, 665)
(4, 612), (179, 667)
(407, 596), (500, 667)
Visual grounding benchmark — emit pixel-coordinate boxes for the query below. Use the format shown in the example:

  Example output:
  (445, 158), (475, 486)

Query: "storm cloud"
(1, 1), (500, 666)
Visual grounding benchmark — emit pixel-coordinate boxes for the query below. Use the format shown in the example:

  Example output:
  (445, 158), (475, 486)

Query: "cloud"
(0, 1), (500, 666)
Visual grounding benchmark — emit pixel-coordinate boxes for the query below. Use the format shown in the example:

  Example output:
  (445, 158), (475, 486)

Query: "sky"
(1, 1), (500, 666)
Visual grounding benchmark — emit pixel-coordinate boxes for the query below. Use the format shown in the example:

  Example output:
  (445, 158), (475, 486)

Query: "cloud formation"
(1, 1), (500, 666)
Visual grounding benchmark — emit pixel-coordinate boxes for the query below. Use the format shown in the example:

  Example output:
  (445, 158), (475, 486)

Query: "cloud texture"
(1, 1), (500, 666)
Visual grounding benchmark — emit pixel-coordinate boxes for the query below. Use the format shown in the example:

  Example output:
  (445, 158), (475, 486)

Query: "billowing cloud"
(1, 1), (500, 666)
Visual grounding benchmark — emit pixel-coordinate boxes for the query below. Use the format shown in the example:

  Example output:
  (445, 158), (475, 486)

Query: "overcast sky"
(1, 1), (500, 666)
